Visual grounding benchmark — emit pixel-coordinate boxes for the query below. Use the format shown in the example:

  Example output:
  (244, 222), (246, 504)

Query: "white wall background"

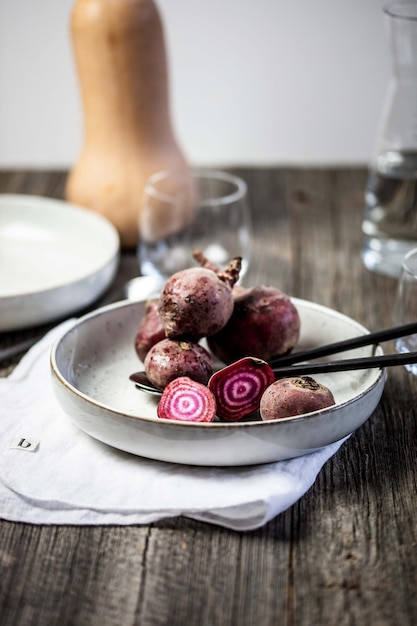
(0, 0), (390, 168)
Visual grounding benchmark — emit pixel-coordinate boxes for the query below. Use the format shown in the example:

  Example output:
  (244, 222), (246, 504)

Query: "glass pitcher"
(362, 2), (417, 278)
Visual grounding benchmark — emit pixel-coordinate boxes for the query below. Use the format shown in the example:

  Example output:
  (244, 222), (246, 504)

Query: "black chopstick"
(272, 350), (417, 378)
(269, 321), (417, 367)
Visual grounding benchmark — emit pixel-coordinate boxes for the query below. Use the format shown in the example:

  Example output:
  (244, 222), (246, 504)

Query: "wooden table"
(1, 168), (416, 625)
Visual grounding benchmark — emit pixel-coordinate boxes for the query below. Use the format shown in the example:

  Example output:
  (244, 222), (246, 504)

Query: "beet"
(208, 357), (275, 421)
(134, 299), (166, 362)
(207, 286), (301, 364)
(157, 377), (217, 422)
(260, 376), (335, 420)
(158, 255), (242, 340)
(144, 338), (213, 389)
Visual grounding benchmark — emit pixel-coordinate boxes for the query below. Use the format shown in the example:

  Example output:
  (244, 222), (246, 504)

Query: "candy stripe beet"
(157, 376), (217, 422)
(208, 357), (275, 421)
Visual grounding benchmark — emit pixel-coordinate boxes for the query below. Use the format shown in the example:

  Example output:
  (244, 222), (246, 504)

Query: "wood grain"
(1, 169), (417, 626)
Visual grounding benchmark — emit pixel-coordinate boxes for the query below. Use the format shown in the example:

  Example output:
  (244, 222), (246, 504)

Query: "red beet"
(157, 376), (217, 422)
(134, 299), (166, 362)
(157, 254), (242, 340)
(260, 376), (335, 421)
(207, 286), (301, 364)
(144, 338), (213, 389)
(208, 357), (275, 421)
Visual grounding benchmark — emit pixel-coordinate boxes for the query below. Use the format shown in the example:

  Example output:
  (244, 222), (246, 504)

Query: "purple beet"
(134, 299), (166, 362)
(207, 285), (301, 364)
(157, 253), (242, 340)
(144, 338), (213, 390)
(260, 376), (335, 420)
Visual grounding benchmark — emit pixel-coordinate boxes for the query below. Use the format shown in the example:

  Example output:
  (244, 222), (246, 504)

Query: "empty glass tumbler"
(362, 2), (417, 278)
(137, 169), (252, 282)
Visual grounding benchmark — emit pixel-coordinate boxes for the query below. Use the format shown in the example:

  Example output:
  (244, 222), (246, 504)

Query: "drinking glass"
(393, 247), (417, 374)
(362, 2), (417, 278)
(137, 169), (252, 283)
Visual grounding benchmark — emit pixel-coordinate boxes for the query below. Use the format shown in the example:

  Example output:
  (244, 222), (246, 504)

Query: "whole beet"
(207, 285), (300, 364)
(158, 255), (241, 340)
(260, 376), (335, 420)
(144, 338), (213, 389)
(134, 299), (165, 362)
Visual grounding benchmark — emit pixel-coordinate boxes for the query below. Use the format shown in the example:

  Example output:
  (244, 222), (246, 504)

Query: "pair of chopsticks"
(269, 321), (417, 377)
(132, 321), (417, 396)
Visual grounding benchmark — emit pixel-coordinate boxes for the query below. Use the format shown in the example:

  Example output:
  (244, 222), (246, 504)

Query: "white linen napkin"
(0, 321), (347, 531)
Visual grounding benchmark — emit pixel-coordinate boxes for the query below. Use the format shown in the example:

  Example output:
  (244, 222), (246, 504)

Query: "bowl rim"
(0, 193), (120, 300)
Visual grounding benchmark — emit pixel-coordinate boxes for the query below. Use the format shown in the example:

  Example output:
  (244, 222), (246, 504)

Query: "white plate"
(0, 194), (120, 330)
(50, 298), (386, 467)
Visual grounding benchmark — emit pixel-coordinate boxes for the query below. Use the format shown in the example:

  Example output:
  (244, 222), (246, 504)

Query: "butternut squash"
(66, 0), (191, 248)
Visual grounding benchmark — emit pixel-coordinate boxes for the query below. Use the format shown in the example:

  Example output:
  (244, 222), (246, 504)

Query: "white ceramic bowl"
(0, 194), (120, 330)
(50, 299), (386, 466)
